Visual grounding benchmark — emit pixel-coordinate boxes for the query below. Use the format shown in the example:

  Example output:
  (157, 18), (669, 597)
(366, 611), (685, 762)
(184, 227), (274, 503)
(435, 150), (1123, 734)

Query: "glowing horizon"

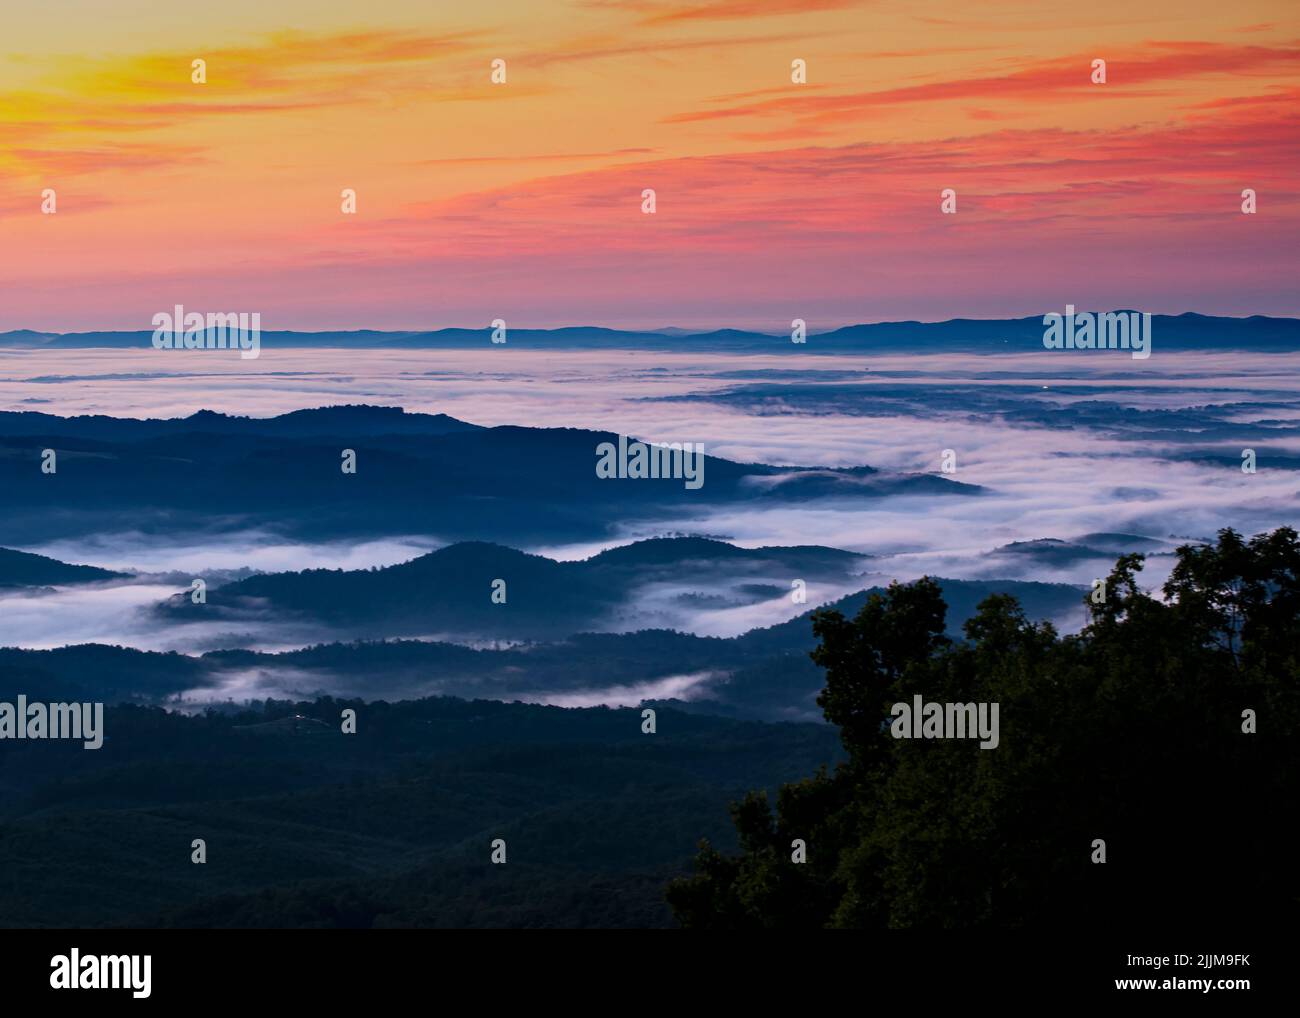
(2, 0), (1297, 331)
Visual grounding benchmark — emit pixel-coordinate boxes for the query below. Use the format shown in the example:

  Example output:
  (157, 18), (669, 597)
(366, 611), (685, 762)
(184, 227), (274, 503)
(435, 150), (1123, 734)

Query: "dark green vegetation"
(0, 698), (841, 928)
(667, 528), (1300, 928)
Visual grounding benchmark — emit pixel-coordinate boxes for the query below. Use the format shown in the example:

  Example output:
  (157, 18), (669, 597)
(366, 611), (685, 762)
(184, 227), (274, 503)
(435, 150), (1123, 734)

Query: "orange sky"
(1, 0), (1297, 330)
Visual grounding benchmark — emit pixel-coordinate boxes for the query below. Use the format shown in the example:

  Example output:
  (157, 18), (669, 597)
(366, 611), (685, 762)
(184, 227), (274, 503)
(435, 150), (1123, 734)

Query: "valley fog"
(2, 346), (1295, 680)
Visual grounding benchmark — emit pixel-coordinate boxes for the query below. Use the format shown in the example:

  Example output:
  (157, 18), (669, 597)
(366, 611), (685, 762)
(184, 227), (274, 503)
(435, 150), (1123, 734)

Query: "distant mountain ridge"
(3, 313), (1297, 352)
(0, 406), (979, 544)
(0, 404), (481, 439)
(0, 547), (125, 588)
(155, 536), (875, 639)
(6, 572), (1089, 717)
(989, 533), (1175, 567)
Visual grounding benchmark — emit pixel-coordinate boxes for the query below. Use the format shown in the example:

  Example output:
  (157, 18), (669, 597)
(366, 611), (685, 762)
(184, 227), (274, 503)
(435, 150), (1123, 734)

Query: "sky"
(1, 0), (1297, 331)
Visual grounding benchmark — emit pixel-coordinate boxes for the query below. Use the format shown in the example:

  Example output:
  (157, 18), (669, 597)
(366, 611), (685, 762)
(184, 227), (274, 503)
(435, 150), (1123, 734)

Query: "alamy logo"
(595, 435), (704, 490)
(1042, 305), (1151, 360)
(890, 695), (1000, 749)
(151, 304), (261, 359)
(50, 950), (151, 998)
(0, 696), (103, 749)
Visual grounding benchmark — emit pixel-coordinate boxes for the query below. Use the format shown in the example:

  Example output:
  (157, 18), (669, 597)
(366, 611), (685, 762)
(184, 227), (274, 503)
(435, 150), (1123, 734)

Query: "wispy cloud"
(664, 41), (1300, 126)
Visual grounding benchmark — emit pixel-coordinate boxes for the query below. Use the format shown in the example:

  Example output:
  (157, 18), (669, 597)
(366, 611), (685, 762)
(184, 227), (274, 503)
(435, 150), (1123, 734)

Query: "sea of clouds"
(2, 346), (1296, 659)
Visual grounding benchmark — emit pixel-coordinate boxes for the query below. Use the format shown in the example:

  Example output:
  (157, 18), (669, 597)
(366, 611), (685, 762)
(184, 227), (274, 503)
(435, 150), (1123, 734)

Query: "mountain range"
(2, 313), (1297, 352)
(0, 405), (979, 544)
(156, 536), (874, 639)
(2, 566), (1090, 718)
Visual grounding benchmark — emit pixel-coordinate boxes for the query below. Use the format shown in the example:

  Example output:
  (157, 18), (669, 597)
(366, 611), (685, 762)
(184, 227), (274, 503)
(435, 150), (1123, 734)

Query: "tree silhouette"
(667, 528), (1299, 928)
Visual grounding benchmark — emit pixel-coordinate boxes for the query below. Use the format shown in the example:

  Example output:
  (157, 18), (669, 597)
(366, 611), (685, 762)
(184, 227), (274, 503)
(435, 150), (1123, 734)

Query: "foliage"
(667, 528), (1300, 928)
